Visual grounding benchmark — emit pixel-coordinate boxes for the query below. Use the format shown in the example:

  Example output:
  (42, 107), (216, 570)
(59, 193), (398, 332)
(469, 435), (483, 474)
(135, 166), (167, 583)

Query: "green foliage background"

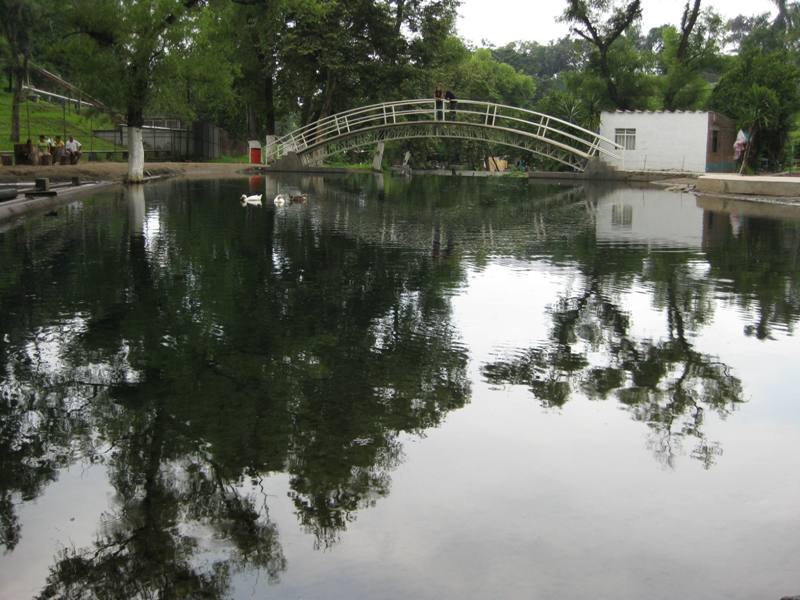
(2, 0), (800, 170)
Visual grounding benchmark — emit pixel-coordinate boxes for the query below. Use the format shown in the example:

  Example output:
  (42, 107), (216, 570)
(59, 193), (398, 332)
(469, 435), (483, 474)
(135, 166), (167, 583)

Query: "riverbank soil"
(0, 161), (250, 183)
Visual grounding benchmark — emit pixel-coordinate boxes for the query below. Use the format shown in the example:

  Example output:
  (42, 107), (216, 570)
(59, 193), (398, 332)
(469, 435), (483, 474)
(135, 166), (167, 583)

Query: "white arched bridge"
(265, 98), (622, 171)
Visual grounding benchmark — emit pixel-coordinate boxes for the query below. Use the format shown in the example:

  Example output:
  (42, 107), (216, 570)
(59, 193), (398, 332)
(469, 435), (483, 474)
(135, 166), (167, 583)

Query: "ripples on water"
(0, 174), (799, 600)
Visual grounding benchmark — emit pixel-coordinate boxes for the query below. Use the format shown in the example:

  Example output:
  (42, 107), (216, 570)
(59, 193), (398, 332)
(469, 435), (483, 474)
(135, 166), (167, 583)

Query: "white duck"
(240, 193), (263, 206)
(273, 193), (287, 206)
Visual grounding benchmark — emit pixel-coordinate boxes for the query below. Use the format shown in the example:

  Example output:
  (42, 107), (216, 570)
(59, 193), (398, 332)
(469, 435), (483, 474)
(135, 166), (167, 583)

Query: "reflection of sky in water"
(143, 207), (161, 256)
(1, 176), (799, 600)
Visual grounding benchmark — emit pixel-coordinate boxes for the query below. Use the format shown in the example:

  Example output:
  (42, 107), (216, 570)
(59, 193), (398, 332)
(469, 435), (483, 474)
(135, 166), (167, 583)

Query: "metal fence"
(93, 121), (223, 160)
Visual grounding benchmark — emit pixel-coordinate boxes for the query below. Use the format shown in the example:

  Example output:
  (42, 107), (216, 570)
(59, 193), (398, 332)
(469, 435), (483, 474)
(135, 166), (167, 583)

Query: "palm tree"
(738, 84), (778, 174)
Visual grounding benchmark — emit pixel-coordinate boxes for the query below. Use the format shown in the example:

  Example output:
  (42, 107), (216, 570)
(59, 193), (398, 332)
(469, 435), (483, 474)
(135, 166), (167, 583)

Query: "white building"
(599, 110), (737, 173)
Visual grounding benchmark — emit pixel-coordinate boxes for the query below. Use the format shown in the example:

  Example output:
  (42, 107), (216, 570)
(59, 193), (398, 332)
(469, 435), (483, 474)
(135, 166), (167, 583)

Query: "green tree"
(536, 72), (606, 130)
(66, 0), (205, 182)
(561, 0), (643, 109)
(149, 4), (239, 132)
(482, 239), (743, 469)
(450, 48), (536, 106)
(492, 37), (587, 102)
(214, 0), (458, 140)
(656, 4), (724, 110)
(0, 0), (46, 142)
(709, 47), (800, 170)
(0, 176), (473, 585)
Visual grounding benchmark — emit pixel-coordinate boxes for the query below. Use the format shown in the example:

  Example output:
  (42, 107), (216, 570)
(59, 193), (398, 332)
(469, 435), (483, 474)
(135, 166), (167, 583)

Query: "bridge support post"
(305, 148), (324, 167)
(372, 141), (385, 172)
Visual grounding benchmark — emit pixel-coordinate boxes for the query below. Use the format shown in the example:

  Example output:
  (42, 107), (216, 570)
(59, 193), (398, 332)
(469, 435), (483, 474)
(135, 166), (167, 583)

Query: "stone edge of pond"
(0, 180), (122, 225)
(697, 174), (800, 198)
(696, 191), (800, 220)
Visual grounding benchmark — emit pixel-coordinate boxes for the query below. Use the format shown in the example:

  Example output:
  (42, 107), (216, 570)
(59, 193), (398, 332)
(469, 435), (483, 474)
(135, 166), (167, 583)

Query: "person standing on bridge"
(445, 90), (457, 121)
(435, 86), (444, 121)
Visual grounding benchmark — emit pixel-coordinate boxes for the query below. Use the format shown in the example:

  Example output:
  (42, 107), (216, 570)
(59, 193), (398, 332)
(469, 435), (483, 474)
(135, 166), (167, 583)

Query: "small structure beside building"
(598, 110), (737, 173)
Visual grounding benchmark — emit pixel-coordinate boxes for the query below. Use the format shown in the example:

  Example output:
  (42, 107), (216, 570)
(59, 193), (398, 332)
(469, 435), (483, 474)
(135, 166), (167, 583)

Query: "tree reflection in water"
(482, 217), (753, 469)
(2, 176), (799, 595)
(701, 206), (800, 340)
(0, 181), (470, 597)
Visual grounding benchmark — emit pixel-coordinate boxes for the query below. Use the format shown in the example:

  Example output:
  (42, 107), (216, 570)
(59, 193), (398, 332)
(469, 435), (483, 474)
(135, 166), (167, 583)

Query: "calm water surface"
(0, 175), (798, 599)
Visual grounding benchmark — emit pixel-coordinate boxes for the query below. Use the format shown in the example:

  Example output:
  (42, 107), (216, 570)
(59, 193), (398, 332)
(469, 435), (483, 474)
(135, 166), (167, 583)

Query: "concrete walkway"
(697, 174), (800, 198)
(0, 181), (120, 224)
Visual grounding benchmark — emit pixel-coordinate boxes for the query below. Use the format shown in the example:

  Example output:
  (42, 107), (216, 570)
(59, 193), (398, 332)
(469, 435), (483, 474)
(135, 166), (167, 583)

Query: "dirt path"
(0, 161), (252, 183)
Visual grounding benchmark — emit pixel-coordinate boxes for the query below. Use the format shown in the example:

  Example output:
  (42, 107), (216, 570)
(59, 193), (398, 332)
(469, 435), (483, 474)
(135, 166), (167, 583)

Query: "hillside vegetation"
(0, 90), (118, 153)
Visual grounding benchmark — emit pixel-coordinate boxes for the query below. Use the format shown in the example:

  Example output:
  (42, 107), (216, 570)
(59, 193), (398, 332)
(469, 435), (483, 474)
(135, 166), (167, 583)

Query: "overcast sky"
(457, 0), (778, 46)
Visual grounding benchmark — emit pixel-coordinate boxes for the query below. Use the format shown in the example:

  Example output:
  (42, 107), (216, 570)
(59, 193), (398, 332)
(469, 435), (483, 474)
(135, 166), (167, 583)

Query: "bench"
(13, 144), (37, 165)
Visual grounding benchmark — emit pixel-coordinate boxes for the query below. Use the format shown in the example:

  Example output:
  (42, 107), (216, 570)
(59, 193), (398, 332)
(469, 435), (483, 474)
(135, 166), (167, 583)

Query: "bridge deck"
(266, 99), (621, 171)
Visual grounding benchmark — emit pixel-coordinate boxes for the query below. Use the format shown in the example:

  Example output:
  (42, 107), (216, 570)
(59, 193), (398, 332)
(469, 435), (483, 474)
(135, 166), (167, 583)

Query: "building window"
(711, 129), (719, 153)
(615, 128), (636, 150)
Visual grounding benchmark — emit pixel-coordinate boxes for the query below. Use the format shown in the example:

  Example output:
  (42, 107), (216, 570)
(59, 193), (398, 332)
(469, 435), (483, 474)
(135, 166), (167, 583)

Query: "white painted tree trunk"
(372, 141), (385, 172)
(128, 125), (145, 183)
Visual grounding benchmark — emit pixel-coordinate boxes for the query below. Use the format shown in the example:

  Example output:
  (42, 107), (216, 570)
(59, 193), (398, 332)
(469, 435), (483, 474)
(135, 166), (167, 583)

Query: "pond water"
(0, 174), (798, 600)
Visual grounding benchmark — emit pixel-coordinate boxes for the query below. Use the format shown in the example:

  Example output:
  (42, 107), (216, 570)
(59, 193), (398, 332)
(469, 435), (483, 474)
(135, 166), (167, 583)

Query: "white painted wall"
(599, 111), (709, 173)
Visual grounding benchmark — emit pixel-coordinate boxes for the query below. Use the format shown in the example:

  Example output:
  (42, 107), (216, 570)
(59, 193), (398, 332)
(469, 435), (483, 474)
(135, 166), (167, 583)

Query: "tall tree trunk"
(318, 71), (337, 121)
(10, 58), (27, 143)
(394, 0), (406, 35)
(773, 0), (790, 31)
(390, 0), (407, 65)
(677, 0), (702, 63)
(598, 49), (622, 109)
(300, 94), (314, 126)
(265, 62), (276, 136)
(246, 103), (260, 139)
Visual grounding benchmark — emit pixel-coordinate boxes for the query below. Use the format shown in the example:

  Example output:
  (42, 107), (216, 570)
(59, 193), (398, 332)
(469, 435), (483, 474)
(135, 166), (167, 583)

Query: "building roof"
(600, 109), (734, 123)
(602, 110), (710, 114)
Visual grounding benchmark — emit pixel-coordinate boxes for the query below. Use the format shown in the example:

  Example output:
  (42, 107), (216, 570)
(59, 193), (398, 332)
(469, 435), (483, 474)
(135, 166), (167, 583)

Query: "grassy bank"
(208, 154), (248, 163)
(0, 90), (119, 153)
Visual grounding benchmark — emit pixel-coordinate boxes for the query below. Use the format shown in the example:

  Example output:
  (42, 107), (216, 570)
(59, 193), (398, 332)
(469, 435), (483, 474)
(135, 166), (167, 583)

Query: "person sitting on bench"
(65, 136), (83, 164)
(53, 136), (66, 163)
(38, 134), (53, 165)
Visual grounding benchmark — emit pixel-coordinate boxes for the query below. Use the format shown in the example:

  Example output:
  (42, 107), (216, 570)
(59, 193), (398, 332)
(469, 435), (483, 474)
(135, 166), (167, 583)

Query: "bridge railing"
(267, 99), (621, 164)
